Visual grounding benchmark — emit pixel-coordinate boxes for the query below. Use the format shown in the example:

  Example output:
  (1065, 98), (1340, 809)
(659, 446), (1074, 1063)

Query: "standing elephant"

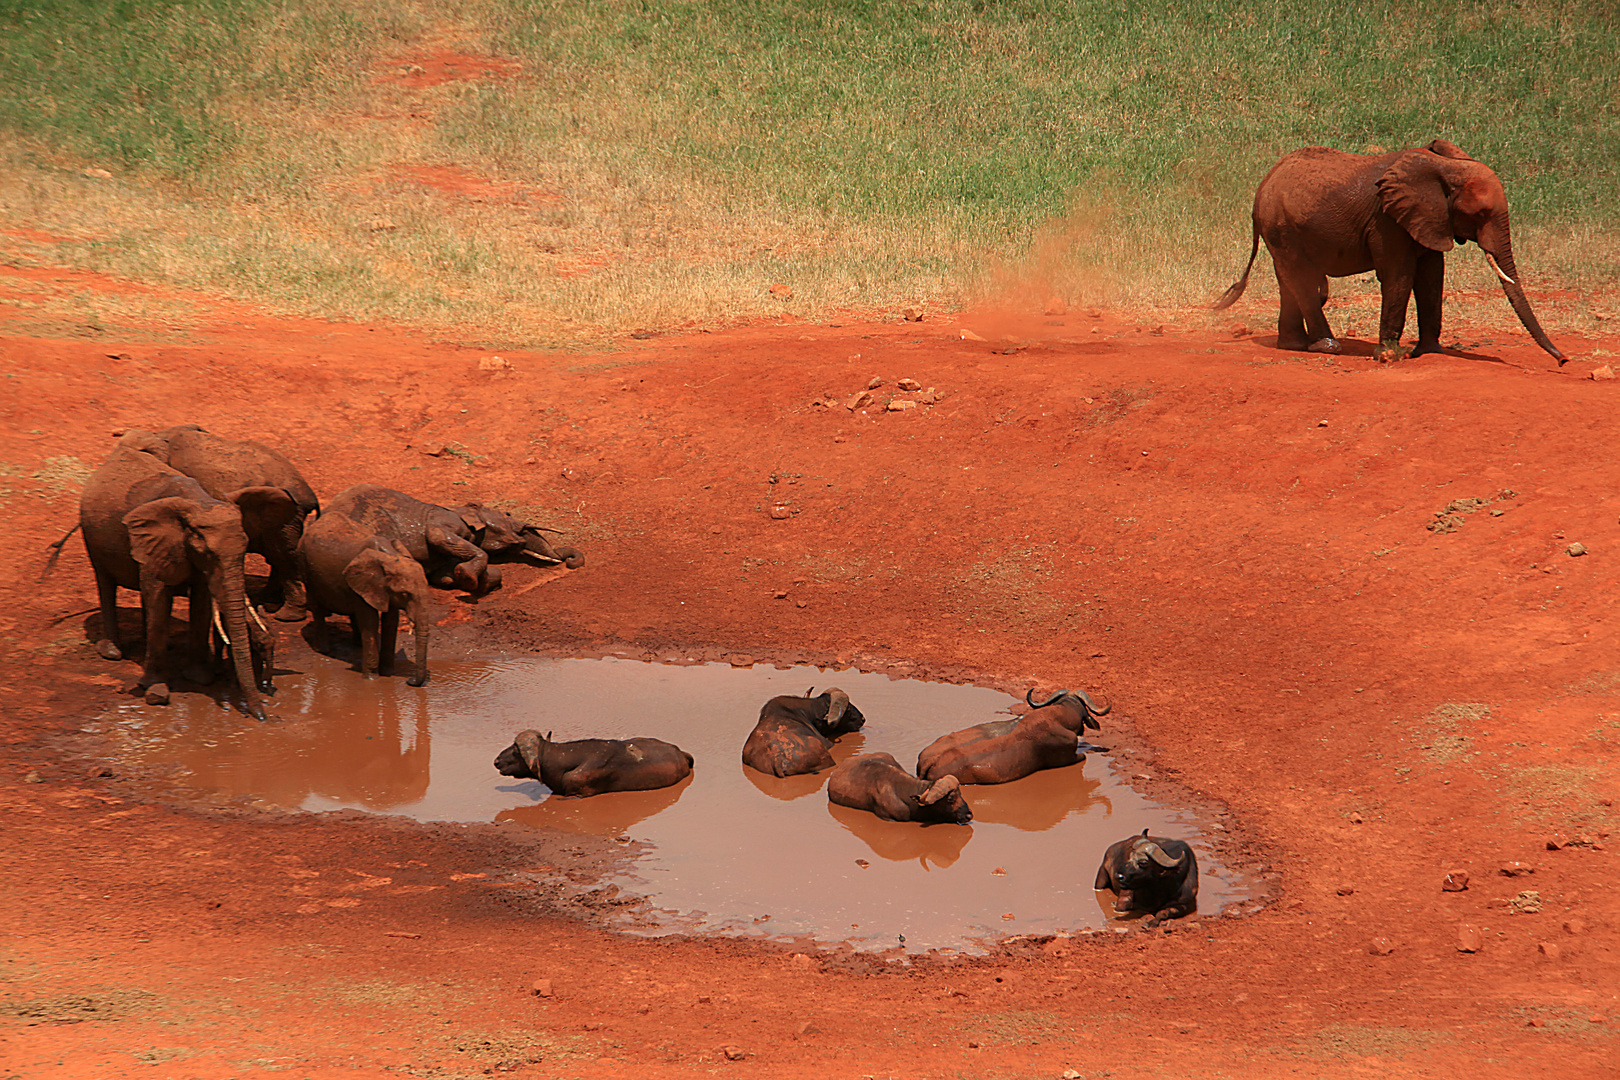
(1215, 139), (1565, 364)
(79, 433), (295, 720)
(138, 425), (321, 620)
(299, 510), (431, 685)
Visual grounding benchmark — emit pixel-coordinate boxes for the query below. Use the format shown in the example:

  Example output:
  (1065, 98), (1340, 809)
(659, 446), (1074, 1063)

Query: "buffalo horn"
(1026, 688), (1069, 710)
(1072, 689), (1111, 716)
(804, 686), (816, 698)
(1144, 842), (1181, 868)
(919, 773), (960, 805)
(824, 688), (850, 727)
(515, 729), (544, 774)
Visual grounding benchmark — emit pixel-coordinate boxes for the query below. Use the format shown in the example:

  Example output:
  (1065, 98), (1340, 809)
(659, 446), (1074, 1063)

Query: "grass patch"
(1288, 1022), (1444, 1059)
(1, 1), (1617, 341)
(1413, 702), (1488, 763)
(957, 1007), (1071, 1047)
(1505, 763), (1616, 827)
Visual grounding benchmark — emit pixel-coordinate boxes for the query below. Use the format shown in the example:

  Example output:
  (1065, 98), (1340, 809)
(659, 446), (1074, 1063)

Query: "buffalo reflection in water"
(741, 730), (865, 802)
(963, 761), (1111, 832)
(827, 801), (972, 869)
(495, 773), (693, 836)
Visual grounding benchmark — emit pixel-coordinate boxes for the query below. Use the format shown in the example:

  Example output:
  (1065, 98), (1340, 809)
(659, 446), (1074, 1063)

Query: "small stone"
(1567, 542), (1587, 557)
(1589, 1014), (1606, 1024)
(86, 765), (114, 779)
(773, 590), (788, 599)
(1456, 924), (1483, 953)
(769, 505), (791, 520)
(795, 599), (808, 608)
(523, 456), (536, 465)
(1590, 364), (1615, 380)
(1336, 885), (1355, 896)
(867, 376), (883, 389)
(384, 930), (421, 939)
(721, 1045), (746, 1061)
(23, 771), (42, 784)
(419, 443), (445, 457)
(797, 1020), (820, 1034)
(1043, 297), (1067, 316)
(886, 399), (917, 412)
(1348, 811), (1364, 824)
(532, 979), (553, 997)
(1150, 324), (1167, 336)
(991, 867), (1006, 876)
(1001, 912), (1015, 920)
(1318, 419), (1329, 427)
(1500, 862), (1534, 876)
(844, 389), (874, 410)
(477, 355), (512, 373)
(967, 1039), (981, 1048)
(897, 378), (922, 391)
(855, 859), (869, 868)
(1547, 833), (1568, 850)
(728, 655), (754, 667)
(1442, 869), (1470, 892)
(789, 954), (815, 969)
(769, 283), (792, 299)
(917, 388), (942, 404)
(1538, 942), (1561, 960)
(1368, 937), (1395, 956)
(697, 994), (712, 1004)
(1510, 890), (1543, 914)
(1564, 917), (1586, 935)
(901, 306), (924, 322)
(1062, 1071), (1082, 1080)
(83, 167), (113, 179)
(1529, 1017), (1546, 1028)
(369, 217), (397, 231)
(958, 329), (986, 341)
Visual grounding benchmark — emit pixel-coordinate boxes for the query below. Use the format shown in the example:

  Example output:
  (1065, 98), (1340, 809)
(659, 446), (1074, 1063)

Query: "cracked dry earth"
(2, 253), (1619, 1079)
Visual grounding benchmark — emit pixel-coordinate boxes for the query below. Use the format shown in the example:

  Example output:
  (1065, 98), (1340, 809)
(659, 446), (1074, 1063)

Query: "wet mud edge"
(60, 632), (1279, 966)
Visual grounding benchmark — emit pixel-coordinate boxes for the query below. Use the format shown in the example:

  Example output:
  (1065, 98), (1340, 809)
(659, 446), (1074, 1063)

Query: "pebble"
(1500, 862), (1534, 876)
(1456, 924), (1482, 953)
(1062, 1071), (1083, 1080)
(23, 772), (42, 784)
(721, 1045), (746, 1060)
(1567, 542), (1587, 556)
(1348, 811), (1364, 824)
(419, 443), (445, 457)
(897, 378), (922, 391)
(1442, 869), (1470, 892)
(477, 356), (512, 373)
(797, 1020), (820, 1034)
(1368, 937), (1395, 956)
(886, 400), (917, 411)
(789, 954), (815, 969)
(1547, 833), (1569, 850)
(901, 306), (924, 322)
(1043, 297), (1067, 316)
(1336, 885), (1355, 896)
(769, 505), (791, 520)
(867, 376), (883, 389)
(83, 167), (113, 179)
(1564, 917), (1586, 935)
(958, 329), (986, 341)
(845, 389), (874, 410)
(531, 979), (553, 997)
(1590, 364), (1615, 381)
(991, 866), (1007, 876)
(1510, 889), (1543, 914)
(1538, 942), (1561, 960)
(1529, 1017), (1546, 1028)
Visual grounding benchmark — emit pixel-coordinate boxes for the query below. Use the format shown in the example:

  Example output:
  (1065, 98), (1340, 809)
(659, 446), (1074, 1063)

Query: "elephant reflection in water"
(965, 764), (1111, 832)
(827, 802), (972, 870)
(495, 774), (693, 836)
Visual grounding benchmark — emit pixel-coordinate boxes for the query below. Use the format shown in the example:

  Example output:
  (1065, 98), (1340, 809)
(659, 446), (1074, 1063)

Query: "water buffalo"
(916, 688), (1110, 785)
(494, 729), (694, 797)
(1094, 828), (1198, 927)
(741, 687), (865, 777)
(828, 753), (972, 825)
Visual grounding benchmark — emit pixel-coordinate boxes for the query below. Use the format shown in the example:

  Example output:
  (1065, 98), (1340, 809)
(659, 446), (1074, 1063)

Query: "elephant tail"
(39, 521), (82, 580)
(1212, 222), (1260, 311)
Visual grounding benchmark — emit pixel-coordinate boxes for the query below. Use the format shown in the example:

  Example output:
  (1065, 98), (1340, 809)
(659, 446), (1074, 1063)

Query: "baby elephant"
(1094, 829), (1198, 927)
(828, 753), (972, 825)
(494, 729), (694, 797)
(741, 687), (865, 777)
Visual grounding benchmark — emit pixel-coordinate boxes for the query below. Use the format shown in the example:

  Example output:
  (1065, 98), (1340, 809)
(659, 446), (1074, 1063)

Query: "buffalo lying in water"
(494, 729), (693, 797)
(741, 687), (865, 777)
(828, 753), (972, 825)
(1094, 828), (1198, 927)
(916, 688), (1110, 785)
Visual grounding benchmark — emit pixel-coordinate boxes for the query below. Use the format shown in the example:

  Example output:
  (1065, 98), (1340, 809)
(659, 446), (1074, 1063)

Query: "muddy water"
(100, 657), (1246, 952)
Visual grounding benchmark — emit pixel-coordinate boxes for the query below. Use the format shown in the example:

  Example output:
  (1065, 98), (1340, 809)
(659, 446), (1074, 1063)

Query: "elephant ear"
(123, 497), (201, 586)
(1424, 138), (1473, 161)
(343, 549), (394, 612)
(226, 486), (298, 539)
(1377, 150), (1456, 252)
(452, 505), (488, 532)
(116, 429), (169, 460)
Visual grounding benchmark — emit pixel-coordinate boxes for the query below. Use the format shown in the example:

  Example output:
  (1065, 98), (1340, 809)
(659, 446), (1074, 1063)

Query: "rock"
(560, 466), (580, 482)
(369, 217), (397, 231)
(797, 1020), (820, 1034)
(789, 954), (815, 969)
(886, 399), (917, 412)
(383, 930), (421, 939)
(1510, 890), (1543, 914)
(1529, 1017), (1546, 1028)
(1590, 365), (1615, 380)
(1547, 833), (1569, 850)
(721, 1045), (746, 1061)
(958, 328), (986, 341)
(1336, 885), (1355, 896)
(1368, 937), (1395, 956)
(902, 306), (924, 322)
(769, 283), (792, 299)
(795, 599), (808, 608)
(86, 765), (114, 779)
(22, 771), (42, 784)
(1567, 542), (1587, 557)
(1001, 912), (1015, 920)
(1539, 942), (1561, 960)
(1043, 297), (1067, 316)
(854, 859), (869, 868)
(477, 355), (512, 373)
(697, 994), (712, 1004)
(1348, 811), (1363, 824)
(1564, 917), (1586, 935)
(1230, 323), (1250, 338)
(419, 443), (445, 457)
(1500, 862), (1534, 876)
(83, 167), (113, 179)
(991, 866), (1006, 876)
(532, 978), (553, 997)
(728, 655), (754, 667)
(897, 377), (922, 391)
(1442, 869), (1470, 892)
(1150, 324), (1167, 336)
(917, 388), (942, 404)
(1456, 924), (1483, 953)
(1062, 1070), (1082, 1080)
(769, 505), (791, 520)
(844, 389), (874, 410)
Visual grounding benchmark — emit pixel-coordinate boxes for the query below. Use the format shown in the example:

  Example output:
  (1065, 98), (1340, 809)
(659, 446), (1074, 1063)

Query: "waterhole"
(99, 656), (1247, 952)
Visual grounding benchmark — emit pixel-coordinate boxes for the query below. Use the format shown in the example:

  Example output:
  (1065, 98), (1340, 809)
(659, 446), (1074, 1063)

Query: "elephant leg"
(137, 577), (174, 704)
(425, 526), (492, 594)
(1376, 264), (1416, 362)
(93, 567), (124, 660)
(378, 609), (400, 676)
(1273, 255), (1337, 353)
(354, 607), (382, 677)
(268, 520), (309, 622)
(1411, 250), (1445, 356)
(184, 577), (215, 686)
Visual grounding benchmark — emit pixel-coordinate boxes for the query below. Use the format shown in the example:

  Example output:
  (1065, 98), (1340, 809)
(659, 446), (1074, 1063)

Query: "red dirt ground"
(2, 262), (1617, 1079)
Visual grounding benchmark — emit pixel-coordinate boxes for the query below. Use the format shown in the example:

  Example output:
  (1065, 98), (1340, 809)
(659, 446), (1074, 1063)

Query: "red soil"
(1, 263), (1617, 1078)
(373, 50), (524, 89)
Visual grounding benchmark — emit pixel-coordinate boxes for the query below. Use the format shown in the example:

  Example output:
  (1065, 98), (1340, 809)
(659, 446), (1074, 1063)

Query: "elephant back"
(160, 428), (319, 515)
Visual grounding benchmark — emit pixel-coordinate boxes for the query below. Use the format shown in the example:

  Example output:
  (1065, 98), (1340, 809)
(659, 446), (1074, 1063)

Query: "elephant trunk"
(214, 563), (267, 720)
(1479, 218), (1566, 365)
(407, 597), (429, 687)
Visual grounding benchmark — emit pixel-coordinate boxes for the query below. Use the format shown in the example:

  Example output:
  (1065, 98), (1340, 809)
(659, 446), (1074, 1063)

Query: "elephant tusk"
(247, 604), (269, 635)
(212, 606), (231, 649)
(1485, 252), (1517, 287)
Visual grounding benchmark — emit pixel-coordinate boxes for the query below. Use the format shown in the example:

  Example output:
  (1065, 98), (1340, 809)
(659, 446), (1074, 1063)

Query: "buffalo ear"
(1377, 150), (1456, 252)
(227, 486), (299, 537)
(123, 497), (196, 586)
(343, 549), (393, 612)
(919, 774), (960, 806)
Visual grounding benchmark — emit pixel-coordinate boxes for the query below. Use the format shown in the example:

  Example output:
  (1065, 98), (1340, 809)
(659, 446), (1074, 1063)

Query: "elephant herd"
(70, 424), (581, 721)
(492, 685), (1199, 925)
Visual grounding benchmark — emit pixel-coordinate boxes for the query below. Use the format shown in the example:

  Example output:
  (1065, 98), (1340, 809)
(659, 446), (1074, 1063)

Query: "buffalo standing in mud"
(916, 688), (1110, 785)
(1094, 828), (1198, 927)
(741, 687), (865, 777)
(494, 729), (694, 797)
(827, 753), (972, 825)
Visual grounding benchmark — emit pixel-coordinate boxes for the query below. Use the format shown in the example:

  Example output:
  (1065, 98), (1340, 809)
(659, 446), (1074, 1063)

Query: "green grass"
(0, 0), (1616, 341)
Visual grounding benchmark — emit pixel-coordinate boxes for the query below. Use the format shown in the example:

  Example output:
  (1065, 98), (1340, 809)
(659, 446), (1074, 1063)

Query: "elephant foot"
(407, 674), (428, 688)
(1410, 339), (1443, 357)
(95, 639), (122, 661)
(144, 682), (171, 706)
(273, 602), (308, 623)
(1375, 340), (1410, 364)
(1307, 337), (1342, 354)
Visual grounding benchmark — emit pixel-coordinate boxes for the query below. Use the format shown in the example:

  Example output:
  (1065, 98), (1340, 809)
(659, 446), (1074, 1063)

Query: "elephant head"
(343, 542), (431, 686)
(123, 494), (272, 720)
(452, 503), (585, 568)
(1377, 144), (1566, 364)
